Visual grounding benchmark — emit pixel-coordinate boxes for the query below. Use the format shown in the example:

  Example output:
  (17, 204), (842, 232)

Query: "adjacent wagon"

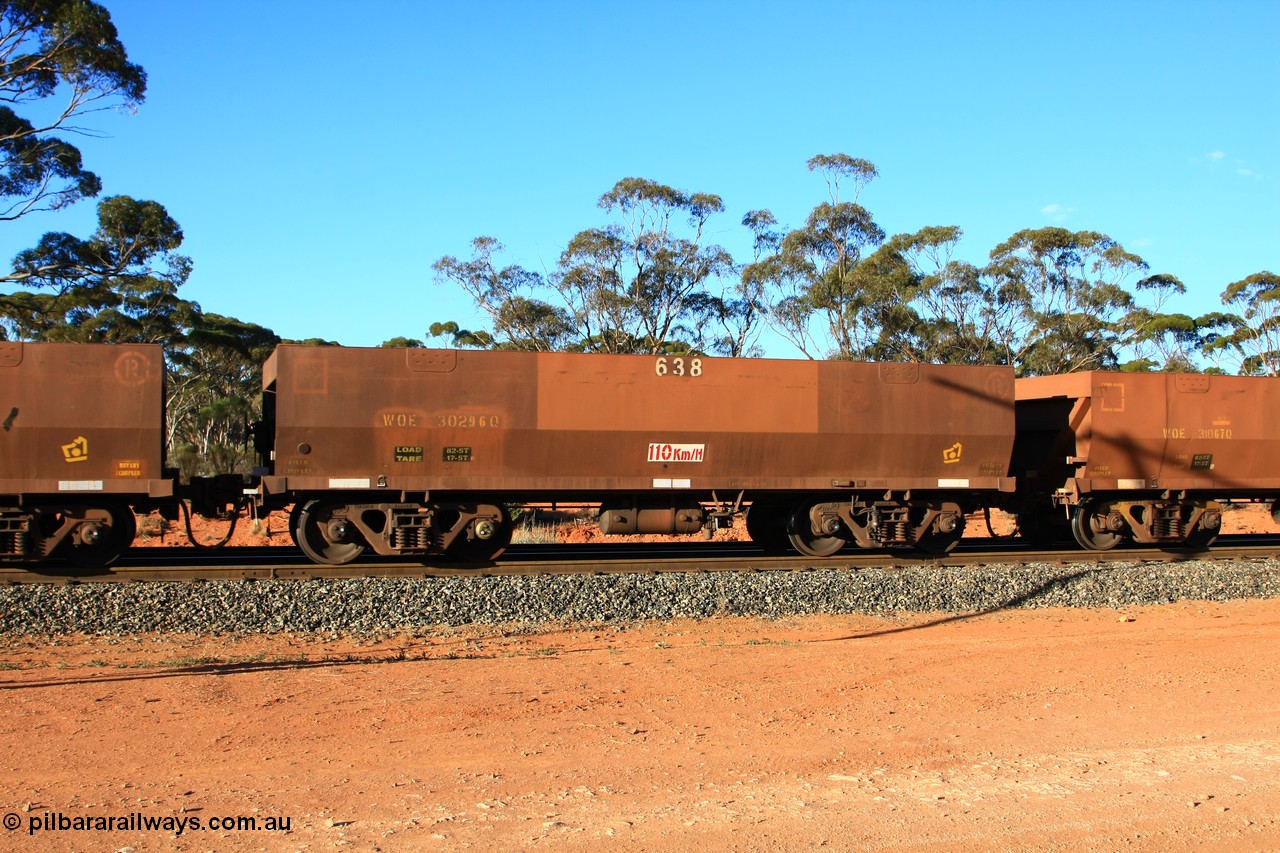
(0, 342), (169, 566)
(1013, 371), (1280, 549)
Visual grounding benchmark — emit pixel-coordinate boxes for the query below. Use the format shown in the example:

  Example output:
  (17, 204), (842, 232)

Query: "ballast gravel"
(2, 559), (1280, 635)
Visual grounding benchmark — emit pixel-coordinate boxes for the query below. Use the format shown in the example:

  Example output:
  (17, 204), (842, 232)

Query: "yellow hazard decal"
(943, 442), (963, 465)
(62, 436), (89, 464)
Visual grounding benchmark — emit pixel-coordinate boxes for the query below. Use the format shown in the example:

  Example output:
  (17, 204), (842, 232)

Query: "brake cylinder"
(598, 503), (705, 535)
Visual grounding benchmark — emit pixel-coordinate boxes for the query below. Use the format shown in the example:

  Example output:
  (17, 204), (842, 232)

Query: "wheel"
(288, 501), (306, 540)
(786, 504), (846, 557)
(293, 500), (364, 565)
(66, 503), (136, 569)
(1182, 505), (1221, 550)
(914, 506), (966, 555)
(916, 518), (965, 555)
(1182, 527), (1218, 549)
(745, 500), (791, 553)
(1070, 501), (1124, 551)
(447, 510), (512, 562)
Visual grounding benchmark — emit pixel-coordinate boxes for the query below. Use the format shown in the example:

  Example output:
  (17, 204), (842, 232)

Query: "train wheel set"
(288, 499), (513, 565)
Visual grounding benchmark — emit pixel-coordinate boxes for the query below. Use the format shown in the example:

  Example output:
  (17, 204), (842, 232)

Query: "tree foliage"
(0, 194), (281, 476)
(0, 194), (193, 345)
(740, 155), (889, 359)
(379, 336), (425, 348)
(982, 227), (1151, 375)
(866, 226), (1003, 365)
(1203, 271), (1280, 375)
(431, 236), (572, 352)
(1, 0), (146, 220)
(432, 178), (747, 355)
(555, 177), (738, 354)
(166, 313), (280, 476)
(431, 157), (1266, 377)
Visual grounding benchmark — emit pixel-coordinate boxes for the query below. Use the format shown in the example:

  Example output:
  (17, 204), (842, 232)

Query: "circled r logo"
(986, 371), (1012, 402)
(114, 351), (152, 386)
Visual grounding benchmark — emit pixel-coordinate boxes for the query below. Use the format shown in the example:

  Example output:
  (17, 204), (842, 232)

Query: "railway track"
(3, 535), (1277, 585)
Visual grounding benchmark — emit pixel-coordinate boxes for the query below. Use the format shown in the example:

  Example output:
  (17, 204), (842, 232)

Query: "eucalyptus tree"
(683, 283), (767, 358)
(379, 336), (425, 348)
(982, 227), (1179, 376)
(1118, 309), (1206, 372)
(1, 0), (146, 221)
(729, 209), (785, 358)
(553, 177), (736, 354)
(1203, 271), (1280, 375)
(866, 226), (1007, 365)
(0, 194), (193, 348)
(742, 154), (888, 360)
(166, 313), (280, 477)
(1, 4), (194, 352)
(433, 178), (738, 355)
(425, 320), (495, 349)
(431, 236), (574, 352)
(1105, 273), (1242, 373)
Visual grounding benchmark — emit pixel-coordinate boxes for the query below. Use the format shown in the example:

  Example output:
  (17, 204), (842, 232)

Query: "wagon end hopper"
(261, 346), (1015, 561)
(0, 342), (169, 566)
(1014, 371), (1280, 550)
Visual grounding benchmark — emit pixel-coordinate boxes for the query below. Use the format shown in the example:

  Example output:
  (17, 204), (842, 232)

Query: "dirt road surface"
(2, 597), (1279, 852)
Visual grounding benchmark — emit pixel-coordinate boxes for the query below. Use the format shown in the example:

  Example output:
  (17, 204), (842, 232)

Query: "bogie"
(287, 499), (513, 564)
(1068, 498), (1225, 551)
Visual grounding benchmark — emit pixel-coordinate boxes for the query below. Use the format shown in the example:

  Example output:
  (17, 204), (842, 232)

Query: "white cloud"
(1200, 150), (1268, 179)
(1041, 203), (1074, 222)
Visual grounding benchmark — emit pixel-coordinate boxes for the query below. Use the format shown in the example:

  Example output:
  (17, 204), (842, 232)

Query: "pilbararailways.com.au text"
(6, 811), (292, 837)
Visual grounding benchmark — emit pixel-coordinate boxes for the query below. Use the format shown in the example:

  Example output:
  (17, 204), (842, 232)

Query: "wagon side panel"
(267, 347), (1014, 497)
(0, 342), (168, 498)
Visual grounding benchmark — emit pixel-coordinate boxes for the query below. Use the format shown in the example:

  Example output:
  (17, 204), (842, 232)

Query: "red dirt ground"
(1, 601), (1279, 851)
(3, 504), (1276, 851)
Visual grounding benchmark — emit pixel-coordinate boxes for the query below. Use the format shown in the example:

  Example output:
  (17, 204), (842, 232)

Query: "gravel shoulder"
(4, 558), (1280, 634)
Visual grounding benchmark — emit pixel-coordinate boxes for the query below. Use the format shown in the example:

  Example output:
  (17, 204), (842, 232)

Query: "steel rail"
(0, 536), (1276, 585)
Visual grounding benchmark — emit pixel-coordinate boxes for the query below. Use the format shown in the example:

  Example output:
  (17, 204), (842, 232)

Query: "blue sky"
(4, 0), (1277, 355)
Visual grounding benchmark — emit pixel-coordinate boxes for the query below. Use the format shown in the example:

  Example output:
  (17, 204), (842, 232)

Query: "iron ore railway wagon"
(2, 341), (1278, 570)
(1012, 371), (1280, 550)
(0, 341), (232, 567)
(256, 346), (1018, 563)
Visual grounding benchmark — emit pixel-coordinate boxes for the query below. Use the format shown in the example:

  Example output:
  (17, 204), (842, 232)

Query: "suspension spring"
(0, 517), (30, 557)
(390, 512), (434, 551)
(1, 530), (28, 557)
(1153, 506), (1185, 539)
(877, 520), (910, 545)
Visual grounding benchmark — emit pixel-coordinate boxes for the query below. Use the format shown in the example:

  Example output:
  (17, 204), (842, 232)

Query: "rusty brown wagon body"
(258, 346), (1017, 563)
(0, 341), (170, 566)
(1013, 371), (1280, 549)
